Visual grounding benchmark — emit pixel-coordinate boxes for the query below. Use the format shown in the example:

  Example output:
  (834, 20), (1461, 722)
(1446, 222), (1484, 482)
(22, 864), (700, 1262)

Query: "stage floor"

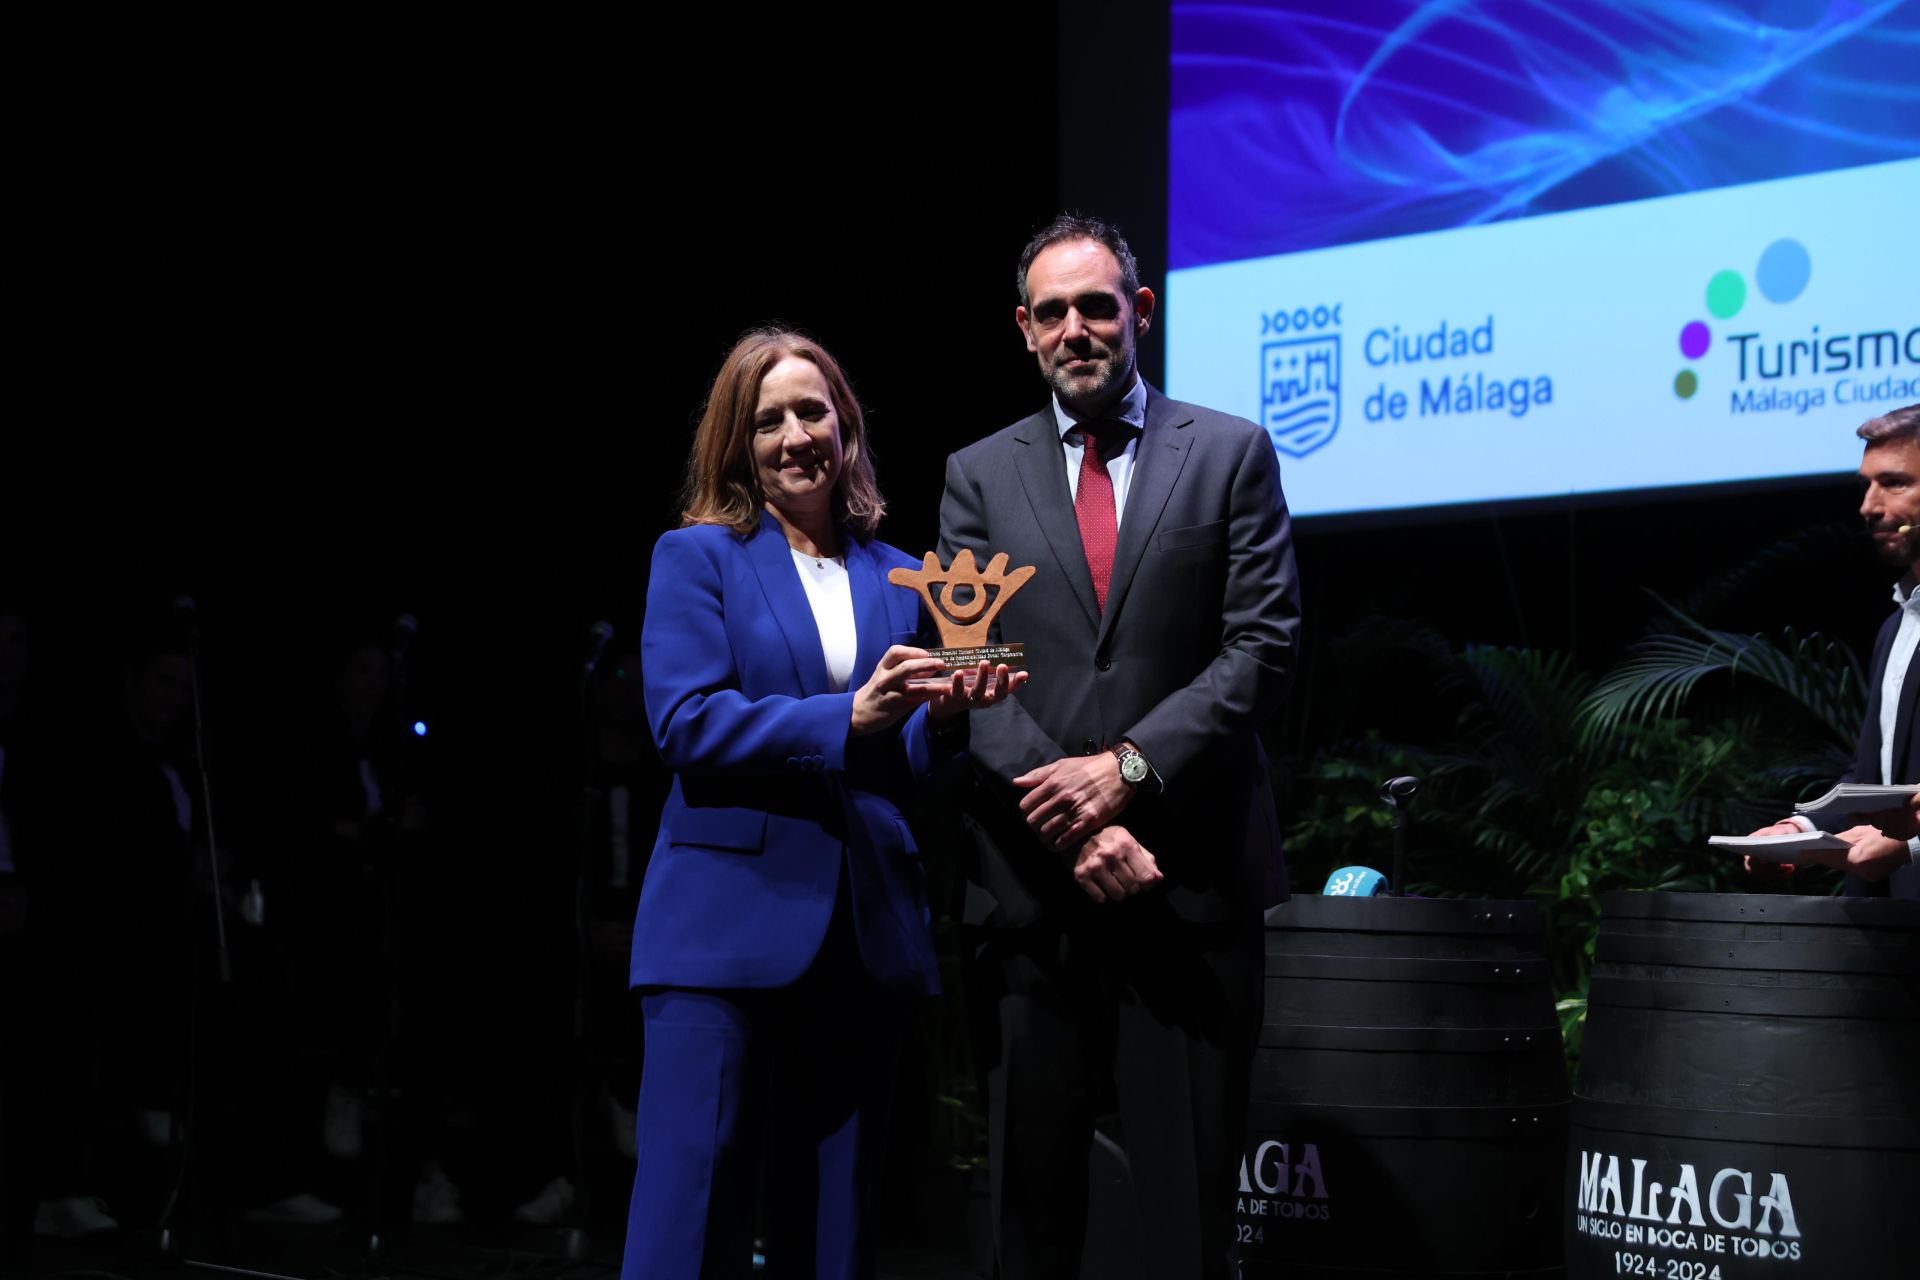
(6, 1226), (984, 1279)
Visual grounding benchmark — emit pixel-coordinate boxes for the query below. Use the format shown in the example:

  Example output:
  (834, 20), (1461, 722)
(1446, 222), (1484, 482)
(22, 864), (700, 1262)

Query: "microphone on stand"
(1381, 775), (1420, 802)
(1379, 775), (1420, 897)
(571, 619), (616, 1226)
(391, 611), (419, 655)
(174, 594), (231, 981)
(390, 612), (419, 691)
(582, 621), (614, 681)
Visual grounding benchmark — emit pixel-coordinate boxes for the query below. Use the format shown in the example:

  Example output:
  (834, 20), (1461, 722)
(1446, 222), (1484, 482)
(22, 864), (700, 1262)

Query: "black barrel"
(1239, 894), (1568, 1278)
(1565, 891), (1920, 1279)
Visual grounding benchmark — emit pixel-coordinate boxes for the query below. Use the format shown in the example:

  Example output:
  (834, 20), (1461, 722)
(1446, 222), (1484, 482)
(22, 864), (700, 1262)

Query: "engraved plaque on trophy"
(887, 549), (1036, 683)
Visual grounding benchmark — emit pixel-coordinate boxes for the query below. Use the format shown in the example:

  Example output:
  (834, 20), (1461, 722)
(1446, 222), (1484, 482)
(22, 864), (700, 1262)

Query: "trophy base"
(910, 643), (1025, 690)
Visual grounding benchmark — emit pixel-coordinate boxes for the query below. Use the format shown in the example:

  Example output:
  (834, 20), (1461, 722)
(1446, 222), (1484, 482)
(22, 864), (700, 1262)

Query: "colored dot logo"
(1705, 271), (1745, 320)
(1757, 238), (1812, 304)
(1680, 322), (1710, 359)
(1674, 237), (1810, 400)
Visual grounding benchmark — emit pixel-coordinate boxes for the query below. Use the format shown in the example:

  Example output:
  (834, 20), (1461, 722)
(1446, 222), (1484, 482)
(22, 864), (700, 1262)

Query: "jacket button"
(1082, 739), (1097, 755)
(1096, 658), (1112, 672)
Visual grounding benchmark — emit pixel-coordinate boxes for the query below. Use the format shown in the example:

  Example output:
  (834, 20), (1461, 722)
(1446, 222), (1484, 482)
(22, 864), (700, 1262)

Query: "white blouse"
(790, 548), (857, 693)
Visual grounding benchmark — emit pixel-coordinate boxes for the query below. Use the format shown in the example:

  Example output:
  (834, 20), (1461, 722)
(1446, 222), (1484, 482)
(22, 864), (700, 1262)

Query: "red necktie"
(1074, 423), (1119, 612)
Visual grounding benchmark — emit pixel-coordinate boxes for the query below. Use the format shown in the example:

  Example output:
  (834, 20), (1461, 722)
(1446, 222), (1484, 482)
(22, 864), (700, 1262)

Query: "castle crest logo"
(1261, 303), (1341, 457)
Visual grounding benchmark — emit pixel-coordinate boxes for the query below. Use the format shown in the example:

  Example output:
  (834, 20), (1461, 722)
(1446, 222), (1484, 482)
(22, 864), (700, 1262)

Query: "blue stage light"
(413, 720), (428, 738)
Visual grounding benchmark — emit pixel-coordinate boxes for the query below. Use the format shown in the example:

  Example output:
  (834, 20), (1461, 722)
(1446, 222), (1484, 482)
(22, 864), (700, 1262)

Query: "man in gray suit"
(938, 215), (1301, 1279)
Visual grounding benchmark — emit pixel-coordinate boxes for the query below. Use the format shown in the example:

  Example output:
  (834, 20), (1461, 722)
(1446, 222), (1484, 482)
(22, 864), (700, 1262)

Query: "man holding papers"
(1746, 404), (1920, 897)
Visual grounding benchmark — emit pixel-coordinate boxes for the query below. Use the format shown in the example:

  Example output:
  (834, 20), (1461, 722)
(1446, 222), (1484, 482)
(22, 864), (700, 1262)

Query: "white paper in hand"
(1707, 831), (1849, 863)
(1792, 783), (1918, 820)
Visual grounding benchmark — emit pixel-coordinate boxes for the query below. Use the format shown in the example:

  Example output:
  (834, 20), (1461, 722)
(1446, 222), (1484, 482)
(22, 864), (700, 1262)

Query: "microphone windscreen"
(1323, 866), (1388, 897)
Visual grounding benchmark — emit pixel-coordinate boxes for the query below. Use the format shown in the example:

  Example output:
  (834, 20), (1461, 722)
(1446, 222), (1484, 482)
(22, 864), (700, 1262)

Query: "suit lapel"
(1892, 625), (1920, 782)
(746, 509), (831, 696)
(1860, 616), (1895, 780)
(1012, 406), (1102, 631)
(1098, 387), (1194, 649)
(844, 535), (891, 686)
(1860, 689), (1884, 783)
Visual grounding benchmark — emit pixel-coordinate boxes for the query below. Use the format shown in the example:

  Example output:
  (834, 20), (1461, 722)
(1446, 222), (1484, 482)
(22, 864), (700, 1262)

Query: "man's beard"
(1045, 342), (1133, 410)
(1870, 524), (1914, 567)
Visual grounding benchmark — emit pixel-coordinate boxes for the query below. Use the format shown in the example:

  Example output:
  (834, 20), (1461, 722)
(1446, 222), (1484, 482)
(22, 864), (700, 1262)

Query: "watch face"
(1119, 753), (1149, 783)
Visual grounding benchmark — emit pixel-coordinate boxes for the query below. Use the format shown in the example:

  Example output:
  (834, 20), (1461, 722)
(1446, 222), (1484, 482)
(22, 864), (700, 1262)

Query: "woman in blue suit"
(623, 329), (1022, 1279)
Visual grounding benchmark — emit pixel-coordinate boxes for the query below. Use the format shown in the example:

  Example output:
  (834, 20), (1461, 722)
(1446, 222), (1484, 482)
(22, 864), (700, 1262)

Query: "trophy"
(888, 549), (1035, 685)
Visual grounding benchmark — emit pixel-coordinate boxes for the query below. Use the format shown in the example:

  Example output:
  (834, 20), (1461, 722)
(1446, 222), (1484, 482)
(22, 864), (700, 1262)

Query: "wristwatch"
(1112, 742), (1152, 787)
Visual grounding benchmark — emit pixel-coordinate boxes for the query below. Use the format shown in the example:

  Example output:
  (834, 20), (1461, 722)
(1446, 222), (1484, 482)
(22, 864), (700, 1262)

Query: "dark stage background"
(1, 7), (1901, 1272)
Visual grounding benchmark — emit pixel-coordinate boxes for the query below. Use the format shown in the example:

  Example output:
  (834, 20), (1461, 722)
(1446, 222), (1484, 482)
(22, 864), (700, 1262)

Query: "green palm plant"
(1545, 598), (1866, 1058)
(1446, 643), (1597, 888)
(1579, 596), (1861, 767)
(1287, 597), (1869, 1066)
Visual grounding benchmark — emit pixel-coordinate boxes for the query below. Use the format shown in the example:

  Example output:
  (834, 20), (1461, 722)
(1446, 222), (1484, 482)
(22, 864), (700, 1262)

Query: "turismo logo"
(1673, 236), (1919, 413)
(1261, 304), (1341, 458)
(1672, 237), (1812, 401)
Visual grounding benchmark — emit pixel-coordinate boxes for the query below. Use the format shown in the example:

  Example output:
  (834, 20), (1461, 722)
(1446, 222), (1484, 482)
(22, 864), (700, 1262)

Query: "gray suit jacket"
(937, 384), (1301, 926)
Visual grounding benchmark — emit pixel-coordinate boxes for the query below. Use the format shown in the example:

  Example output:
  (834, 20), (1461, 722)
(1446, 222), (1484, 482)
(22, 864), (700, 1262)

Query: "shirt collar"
(1895, 575), (1920, 609)
(1054, 375), (1147, 442)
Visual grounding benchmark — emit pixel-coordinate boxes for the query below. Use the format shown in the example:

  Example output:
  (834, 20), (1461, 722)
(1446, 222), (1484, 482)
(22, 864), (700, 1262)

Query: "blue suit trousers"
(623, 889), (907, 1280)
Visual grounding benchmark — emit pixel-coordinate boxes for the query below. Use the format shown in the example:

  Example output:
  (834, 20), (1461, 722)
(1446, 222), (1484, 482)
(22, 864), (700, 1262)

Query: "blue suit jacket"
(629, 512), (945, 993)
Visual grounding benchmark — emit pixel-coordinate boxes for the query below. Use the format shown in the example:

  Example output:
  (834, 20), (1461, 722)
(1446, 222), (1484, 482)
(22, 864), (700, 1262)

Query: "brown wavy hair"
(1858, 403), (1920, 445)
(679, 328), (885, 540)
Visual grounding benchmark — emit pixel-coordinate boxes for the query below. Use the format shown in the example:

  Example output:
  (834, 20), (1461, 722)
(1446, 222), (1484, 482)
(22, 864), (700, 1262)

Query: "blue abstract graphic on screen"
(1171, 1), (1920, 270)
